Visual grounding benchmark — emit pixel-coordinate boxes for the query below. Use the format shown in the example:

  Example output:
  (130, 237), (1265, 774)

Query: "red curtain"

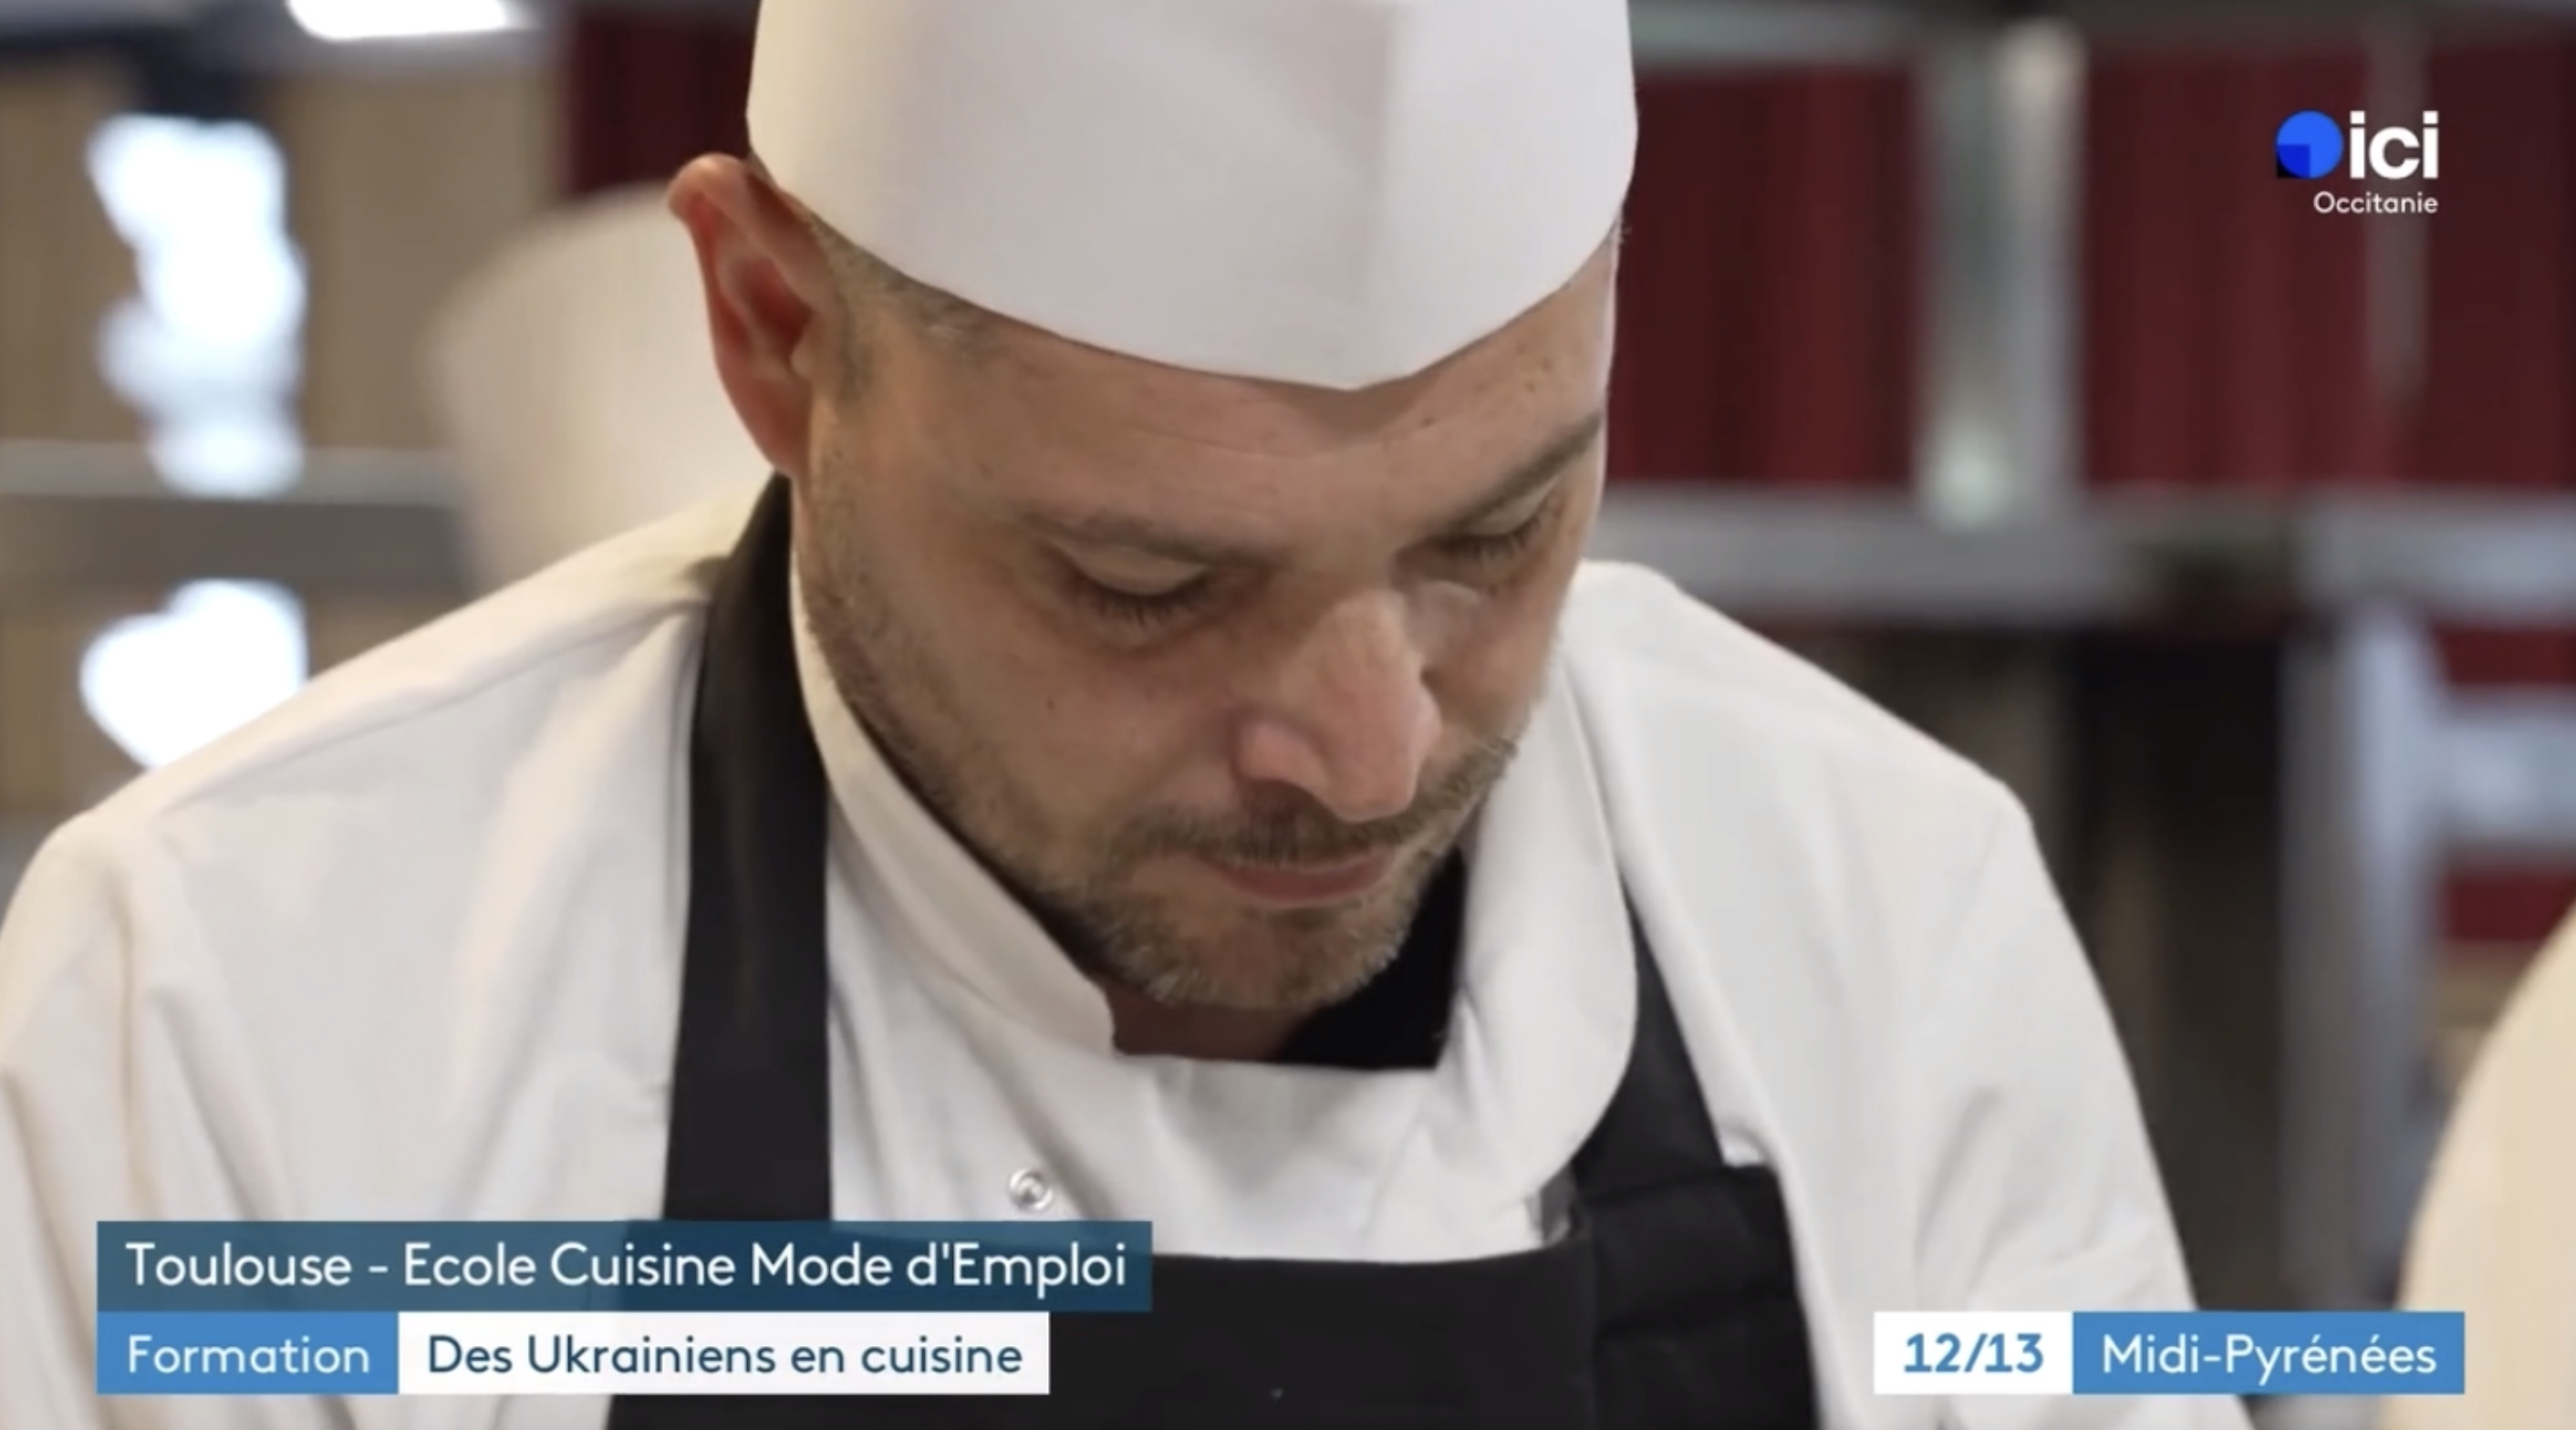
(2085, 36), (2576, 941)
(2424, 38), (2576, 938)
(2083, 48), (2396, 490)
(1610, 69), (1920, 487)
(561, 7), (755, 198)
(2083, 39), (2576, 502)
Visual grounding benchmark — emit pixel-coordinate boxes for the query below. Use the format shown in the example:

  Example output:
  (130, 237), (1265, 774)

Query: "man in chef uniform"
(0, 1), (2248, 1425)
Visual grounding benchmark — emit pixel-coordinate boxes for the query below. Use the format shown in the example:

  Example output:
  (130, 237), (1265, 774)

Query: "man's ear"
(667, 155), (837, 480)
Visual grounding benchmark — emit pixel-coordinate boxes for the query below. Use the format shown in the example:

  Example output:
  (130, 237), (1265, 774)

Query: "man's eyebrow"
(1015, 407), (1609, 568)
(1439, 407), (1606, 533)
(1013, 507), (1284, 569)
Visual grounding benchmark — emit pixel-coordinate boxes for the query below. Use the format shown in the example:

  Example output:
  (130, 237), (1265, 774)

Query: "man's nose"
(1231, 593), (1441, 826)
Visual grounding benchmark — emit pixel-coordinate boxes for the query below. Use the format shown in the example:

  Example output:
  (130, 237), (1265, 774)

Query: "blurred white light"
(86, 112), (306, 498)
(98, 301), (305, 423)
(80, 583), (309, 772)
(146, 413), (307, 499)
(1922, 421), (2019, 529)
(88, 119), (288, 259)
(82, 111), (314, 772)
(287, 0), (529, 42)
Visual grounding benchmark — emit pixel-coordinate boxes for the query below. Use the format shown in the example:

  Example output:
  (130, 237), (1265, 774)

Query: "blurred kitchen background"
(2, 1), (2572, 1424)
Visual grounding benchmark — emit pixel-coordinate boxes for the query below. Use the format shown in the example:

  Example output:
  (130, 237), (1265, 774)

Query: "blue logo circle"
(2276, 110), (2342, 180)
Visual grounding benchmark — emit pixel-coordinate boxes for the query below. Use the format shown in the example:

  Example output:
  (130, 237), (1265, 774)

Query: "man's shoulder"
(1562, 559), (2012, 821)
(77, 490), (753, 848)
(1559, 560), (2045, 1052)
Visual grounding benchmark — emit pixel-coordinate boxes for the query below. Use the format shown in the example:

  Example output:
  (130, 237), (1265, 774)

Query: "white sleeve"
(1903, 798), (2254, 1430)
(0, 818), (136, 1430)
(0, 816), (346, 1430)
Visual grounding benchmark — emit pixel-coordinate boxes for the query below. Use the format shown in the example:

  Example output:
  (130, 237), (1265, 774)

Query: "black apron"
(606, 478), (1819, 1427)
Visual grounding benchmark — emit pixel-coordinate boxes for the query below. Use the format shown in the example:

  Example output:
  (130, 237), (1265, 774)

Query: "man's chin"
(1133, 937), (1403, 1016)
(1199, 861), (1444, 1008)
(1064, 834), (1456, 1011)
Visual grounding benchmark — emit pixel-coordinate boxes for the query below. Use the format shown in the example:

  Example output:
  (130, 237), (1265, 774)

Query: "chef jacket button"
(1006, 1168), (1056, 1214)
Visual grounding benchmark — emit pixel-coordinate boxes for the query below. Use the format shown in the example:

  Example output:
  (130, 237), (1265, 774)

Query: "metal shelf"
(0, 442), (467, 600)
(1592, 483), (2576, 625)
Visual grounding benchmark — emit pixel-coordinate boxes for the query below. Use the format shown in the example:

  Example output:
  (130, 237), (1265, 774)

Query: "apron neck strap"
(660, 475), (833, 1220)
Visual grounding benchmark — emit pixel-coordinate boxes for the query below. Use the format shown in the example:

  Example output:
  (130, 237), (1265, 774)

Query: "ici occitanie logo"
(2274, 109), (2440, 214)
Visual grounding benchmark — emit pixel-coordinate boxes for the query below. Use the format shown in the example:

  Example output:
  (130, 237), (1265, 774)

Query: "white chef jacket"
(2383, 908), (2576, 1430)
(0, 482), (2245, 1430)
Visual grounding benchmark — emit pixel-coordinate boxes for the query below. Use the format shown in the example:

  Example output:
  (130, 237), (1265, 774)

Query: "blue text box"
(2072, 1311), (2464, 1396)
(99, 1312), (400, 1395)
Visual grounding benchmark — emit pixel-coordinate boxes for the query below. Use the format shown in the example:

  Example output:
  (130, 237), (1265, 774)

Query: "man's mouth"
(1199, 849), (1400, 907)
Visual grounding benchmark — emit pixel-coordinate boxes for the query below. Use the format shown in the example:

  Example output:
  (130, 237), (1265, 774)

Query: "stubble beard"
(794, 508), (1520, 1016)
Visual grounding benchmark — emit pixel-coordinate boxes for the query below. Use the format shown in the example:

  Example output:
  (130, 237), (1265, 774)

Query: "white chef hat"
(425, 185), (767, 591)
(748, 0), (1636, 392)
